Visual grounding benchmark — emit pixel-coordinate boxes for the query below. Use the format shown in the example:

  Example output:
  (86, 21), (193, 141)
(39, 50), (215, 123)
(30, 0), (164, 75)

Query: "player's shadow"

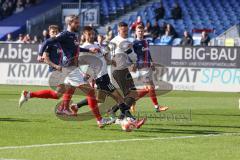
(114, 127), (224, 135)
(193, 113), (240, 117)
(0, 118), (47, 123)
(169, 124), (240, 129)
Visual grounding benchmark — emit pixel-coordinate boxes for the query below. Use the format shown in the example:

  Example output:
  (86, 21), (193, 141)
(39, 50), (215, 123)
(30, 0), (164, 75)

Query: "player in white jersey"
(70, 26), (146, 129)
(107, 22), (141, 116)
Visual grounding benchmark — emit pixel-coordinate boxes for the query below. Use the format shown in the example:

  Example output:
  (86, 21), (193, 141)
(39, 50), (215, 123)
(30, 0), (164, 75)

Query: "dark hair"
(83, 26), (93, 33)
(118, 22), (128, 28)
(48, 25), (59, 31)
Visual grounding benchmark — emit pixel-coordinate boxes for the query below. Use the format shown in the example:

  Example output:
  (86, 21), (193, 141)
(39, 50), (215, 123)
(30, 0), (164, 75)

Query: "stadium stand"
(0, 0), (74, 40)
(107, 0), (240, 45)
(0, 0), (240, 46)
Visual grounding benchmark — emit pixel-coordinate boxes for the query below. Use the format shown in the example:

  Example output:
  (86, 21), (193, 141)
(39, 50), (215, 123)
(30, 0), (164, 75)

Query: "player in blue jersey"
(19, 15), (111, 128)
(132, 25), (168, 112)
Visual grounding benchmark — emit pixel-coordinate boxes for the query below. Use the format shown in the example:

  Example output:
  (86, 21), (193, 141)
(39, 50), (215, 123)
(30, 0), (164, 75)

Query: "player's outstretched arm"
(39, 32), (67, 56)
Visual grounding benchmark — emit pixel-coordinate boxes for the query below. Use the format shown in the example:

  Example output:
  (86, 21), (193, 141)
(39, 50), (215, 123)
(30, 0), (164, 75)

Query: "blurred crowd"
(3, 24), (210, 46)
(0, 0), (41, 20)
(1, 0), (211, 46)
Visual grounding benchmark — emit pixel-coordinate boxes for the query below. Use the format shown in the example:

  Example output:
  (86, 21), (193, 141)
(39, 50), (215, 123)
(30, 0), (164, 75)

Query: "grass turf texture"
(0, 85), (239, 160)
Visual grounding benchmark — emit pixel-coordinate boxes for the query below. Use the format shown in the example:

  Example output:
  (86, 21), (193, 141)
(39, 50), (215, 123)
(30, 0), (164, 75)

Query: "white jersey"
(110, 35), (133, 71)
(80, 42), (108, 79)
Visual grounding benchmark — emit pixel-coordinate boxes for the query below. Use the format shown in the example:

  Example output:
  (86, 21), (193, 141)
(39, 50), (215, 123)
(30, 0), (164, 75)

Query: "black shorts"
(95, 74), (116, 93)
(112, 68), (136, 96)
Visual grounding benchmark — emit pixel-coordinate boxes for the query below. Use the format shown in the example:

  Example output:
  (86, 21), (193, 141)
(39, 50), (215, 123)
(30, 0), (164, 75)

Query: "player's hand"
(131, 64), (137, 72)
(37, 55), (44, 62)
(55, 65), (62, 72)
(89, 48), (100, 54)
(111, 60), (117, 67)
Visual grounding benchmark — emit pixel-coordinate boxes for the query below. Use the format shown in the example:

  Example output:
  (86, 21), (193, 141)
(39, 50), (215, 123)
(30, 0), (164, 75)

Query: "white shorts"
(64, 67), (88, 87)
(48, 66), (88, 87)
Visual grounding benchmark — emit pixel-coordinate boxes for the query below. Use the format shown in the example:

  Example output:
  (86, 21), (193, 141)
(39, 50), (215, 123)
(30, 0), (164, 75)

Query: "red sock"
(149, 87), (159, 106)
(86, 90), (102, 121)
(30, 90), (59, 99)
(62, 88), (75, 110)
(137, 89), (149, 99)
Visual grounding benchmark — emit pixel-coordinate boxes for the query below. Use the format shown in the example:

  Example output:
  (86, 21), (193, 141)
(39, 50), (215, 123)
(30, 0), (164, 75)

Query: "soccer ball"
(121, 118), (136, 132)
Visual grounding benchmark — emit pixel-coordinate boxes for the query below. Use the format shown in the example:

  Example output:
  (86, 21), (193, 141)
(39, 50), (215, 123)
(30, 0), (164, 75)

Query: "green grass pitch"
(0, 85), (240, 160)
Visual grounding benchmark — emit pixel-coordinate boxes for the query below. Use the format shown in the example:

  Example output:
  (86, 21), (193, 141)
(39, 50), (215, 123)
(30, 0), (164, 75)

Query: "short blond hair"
(65, 15), (79, 25)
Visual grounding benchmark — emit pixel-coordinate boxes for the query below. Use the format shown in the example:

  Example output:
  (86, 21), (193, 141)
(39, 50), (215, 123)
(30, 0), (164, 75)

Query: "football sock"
(86, 89), (102, 121)
(149, 87), (159, 106)
(30, 90), (59, 99)
(62, 88), (75, 110)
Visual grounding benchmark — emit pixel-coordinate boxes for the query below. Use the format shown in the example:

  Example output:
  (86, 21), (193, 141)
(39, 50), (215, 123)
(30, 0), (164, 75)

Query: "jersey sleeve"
(39, 32), (67, 56)
(79, 47), (90, 52)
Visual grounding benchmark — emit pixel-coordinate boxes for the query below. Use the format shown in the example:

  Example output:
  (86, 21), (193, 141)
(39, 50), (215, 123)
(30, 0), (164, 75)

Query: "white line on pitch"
(0, 133), (239, 151)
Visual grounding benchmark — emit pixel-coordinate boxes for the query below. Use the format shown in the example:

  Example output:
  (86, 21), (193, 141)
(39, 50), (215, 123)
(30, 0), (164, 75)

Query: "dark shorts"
(95, 74), (116, 93)
(112, 68), (136, 96)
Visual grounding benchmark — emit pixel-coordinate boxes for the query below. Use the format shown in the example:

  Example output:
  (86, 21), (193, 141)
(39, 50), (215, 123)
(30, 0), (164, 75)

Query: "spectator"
(130, 16), (143, 32)
(144, 20), (152, 37)
(151, 20), (161, 40)
(200, 31), (210, 46)
(14, 0), (24, 14)
(16, 34), (24, 43)
(155, 30), (173, 45)
(171, 2), (182, 20)
(42, 29), (49, 41)
(32, 35), (40, 43)
(105, 27), (114, 42)
(97, 34), (105, 46)
(23, 34), (31, 43)
(0, 0), (41, 20)
(6, 33), (13, 42)
(180, 31), (193, 46)
(154, 2), (165, 20)
(25, 0), (33, 8)
(1, 2), (11, 18)
(166, 23), (177, 38)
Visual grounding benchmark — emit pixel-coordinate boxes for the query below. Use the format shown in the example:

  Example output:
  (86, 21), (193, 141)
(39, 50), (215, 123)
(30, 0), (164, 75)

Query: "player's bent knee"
(124, 97), (136, 107)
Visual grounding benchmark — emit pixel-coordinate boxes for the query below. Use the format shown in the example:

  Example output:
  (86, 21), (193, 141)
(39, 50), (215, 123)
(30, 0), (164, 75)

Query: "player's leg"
(70, 89), (108, 115)
(78, 83), (110, 128)
(146, 82), (169, 112)
(58, 85), (76, 115)
(19, 84), (65, 107)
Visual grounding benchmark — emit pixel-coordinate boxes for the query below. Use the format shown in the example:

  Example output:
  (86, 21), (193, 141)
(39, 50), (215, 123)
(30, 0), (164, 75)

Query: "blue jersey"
(133, 39), (152, 69)
(45, 43), (63, 72)
(39, 31), (89, 67)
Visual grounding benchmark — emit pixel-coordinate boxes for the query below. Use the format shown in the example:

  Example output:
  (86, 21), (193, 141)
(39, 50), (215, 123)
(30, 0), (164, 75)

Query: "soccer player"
(70, 26), (146, 128)
(106, 22), (140, 118)
(19, 15), (110, 128)
(132, 25), (168, 112)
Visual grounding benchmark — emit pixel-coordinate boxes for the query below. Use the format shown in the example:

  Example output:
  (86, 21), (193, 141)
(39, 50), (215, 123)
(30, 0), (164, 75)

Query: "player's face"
(84, 31), (95, 43)
(70, 19), (80, 32)
(97, 36), (104, 44)
(49, 29), (58, 38)
(118, 26), (128, 38)
(136, 28), (144, 39)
